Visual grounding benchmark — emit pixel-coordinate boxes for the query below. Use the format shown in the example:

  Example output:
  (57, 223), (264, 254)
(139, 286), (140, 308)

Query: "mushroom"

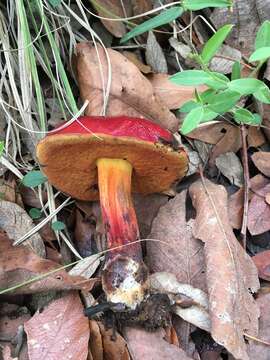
(37, 116), (188, 309)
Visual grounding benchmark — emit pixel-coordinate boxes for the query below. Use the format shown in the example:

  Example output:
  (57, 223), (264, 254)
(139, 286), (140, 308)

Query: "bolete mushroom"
(37, 116), (188, 309)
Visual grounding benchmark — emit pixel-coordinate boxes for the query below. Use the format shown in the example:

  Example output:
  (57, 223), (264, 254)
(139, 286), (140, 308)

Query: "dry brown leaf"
(187, 122), (235, 144)
(228, 188), (244, 229)
(133, 193), (168, 239)
(248, 292), (270, 360)
(0, 175), (23, 207)
(248, 193), (270, 235)
(131, 0), (151, 16)
(252, 250), (270, 281)
(189, 179), (260, 360)
(252, 152), (270, 177)
(148, 73), (207, 110)
(215, 152), (243, 187)
(146, 31), (167, 73)
(247, 127), (265, 148)
(25, 292), (89, 360)
(0, 232), (94, 294)
(0, 200), (45, 258)
(90, 0), (132, 38)
(89, 320), (103, 360)
(148, 191), (207, 292)
(76, 43), (179, 132)
(75, 209), (96, 258)
(124, 327), (193, 360)
(98, 322), (130, 360)
(122, 51), (151, 74)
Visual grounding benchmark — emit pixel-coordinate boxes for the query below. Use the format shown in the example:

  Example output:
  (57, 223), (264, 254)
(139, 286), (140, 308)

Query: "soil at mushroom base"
(36, 115), (188, 324)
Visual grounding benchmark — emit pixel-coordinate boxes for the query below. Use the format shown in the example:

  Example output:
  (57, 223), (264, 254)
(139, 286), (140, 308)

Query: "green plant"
(120, 0), (233, 44)
(170, 21), (270, 134)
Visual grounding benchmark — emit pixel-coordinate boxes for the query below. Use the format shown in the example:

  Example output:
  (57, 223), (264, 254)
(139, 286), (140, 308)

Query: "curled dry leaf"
(146, 32), (168, 74)
(0, 200), (45, 258)
(148, 73), (207, 110)
(252, 250), (270, 281)
(252, 152), (270, 177)
(25, 292), (89, 360)
(0, 232), (94, 294)
(90, 0), (132, 38)
(76, 43), (179, 132)
(189, 179), (260, 360)
(124, 327), (193, 360)
(248, 292), (270, 360)
(69, 254), (102, 279)
(150, 272), (210, 332)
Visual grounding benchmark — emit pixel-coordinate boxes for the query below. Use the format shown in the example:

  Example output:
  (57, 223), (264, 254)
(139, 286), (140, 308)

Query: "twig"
(240, 124), (249, 249)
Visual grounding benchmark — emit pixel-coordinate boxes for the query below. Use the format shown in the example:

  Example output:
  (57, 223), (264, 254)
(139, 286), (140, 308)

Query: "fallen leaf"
(148, 191), (207, 292)
(0, 232), (94, 294)
(209, 45), (241, 74)
(90, 0), (132, 38)
(210, 1), (260, 57)
(248, 193), (270, 235)
(150, 272), (210, 332)
(89, 320), (103, 360)
(98, 322), (130, 360)
(76, 43), (179, 132)
(252, 152), (270, 177)
(124, 327), (193, 360)
(25, 292), (89, 360)
(69, 254), (102, 279)
(215, 152), (243, 187)
(0, 175), (23, 207)
(252, 250), (270, 281)
(146, 31), (167, 73)
(133, 193), (168, 239)
(228, 188), (244, 230)
(189, 179), (260, 360)
(75, 209), (96, 257)
(247, 127), (265, 148)
(0, 200), (45, 258)
(123, 51), (151, 74)
(148, 73), (207, 110)
(248, 292), (270, 359)
(131, 0), (151, 16)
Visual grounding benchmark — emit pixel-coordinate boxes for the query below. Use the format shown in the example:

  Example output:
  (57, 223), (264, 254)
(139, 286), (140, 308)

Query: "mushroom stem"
(97, 158), (148, 309)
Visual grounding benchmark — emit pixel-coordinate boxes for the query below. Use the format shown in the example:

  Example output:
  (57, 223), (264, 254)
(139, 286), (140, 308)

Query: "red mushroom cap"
(37, 116), (188, 200)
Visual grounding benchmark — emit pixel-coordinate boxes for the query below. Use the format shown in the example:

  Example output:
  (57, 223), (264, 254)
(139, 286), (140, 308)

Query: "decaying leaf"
(252, 250), (270, 281)
(0, 232), (94, 294)
(90, 0), (132, 38)
(124, 327), (193, 360)
(25, 292), (89, 360)
(89, 320), (103, 360)
(131, 0), (151, 16)
(189, 179), (260, 360)
(215, 152), (243, 187)
(150, 272), (210, 332)
(148, 191), (207, 291)
(98, 322), (130, 360)
(74, 209), (96, 257)
(228, 188), (244, 229)
(0, 200), (45, 258)
(76, 43), (179, 132)
(209, 45), (241, 74)
(252, 152), (270, 177)
(148, 73), (207, 110)
(146, 32), (167, 74)
(69, 254), (102, 279)
(122, 51), (151, 74)
(247, 127), (265, 148)
(248, 292), (270, 360)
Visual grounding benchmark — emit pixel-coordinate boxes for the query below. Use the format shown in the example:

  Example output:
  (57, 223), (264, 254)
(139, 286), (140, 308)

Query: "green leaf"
(179, 100), (200, 113)
(255, 20), (270, 50)
(47, 0), (61, 7)
(22, 171), (47, 188)
(253, 84), (270, 104)
(204, 72), (229, 90)
(180, 106), (204, 135)
(120, 7), (183, 44)
(0, 141), (4, 157)
(29, 208), (42, 219)
(200, 88), (217, 102)
(182, 0), (232, 11)
(231, 61), (241, 80)
(51, 221), (66, 231)
(233, 108), (262, 125)
(207, 90), (241, 113)
(201, 109), (219, 122)
(249, 47), (270, 62)
(170, 70), (211, 85)
(228, 78), (266, 95)
(201, 24), (233, 64)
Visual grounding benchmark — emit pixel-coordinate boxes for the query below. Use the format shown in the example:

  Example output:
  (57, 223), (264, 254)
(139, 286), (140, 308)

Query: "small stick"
(240, 124), (249, 249)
